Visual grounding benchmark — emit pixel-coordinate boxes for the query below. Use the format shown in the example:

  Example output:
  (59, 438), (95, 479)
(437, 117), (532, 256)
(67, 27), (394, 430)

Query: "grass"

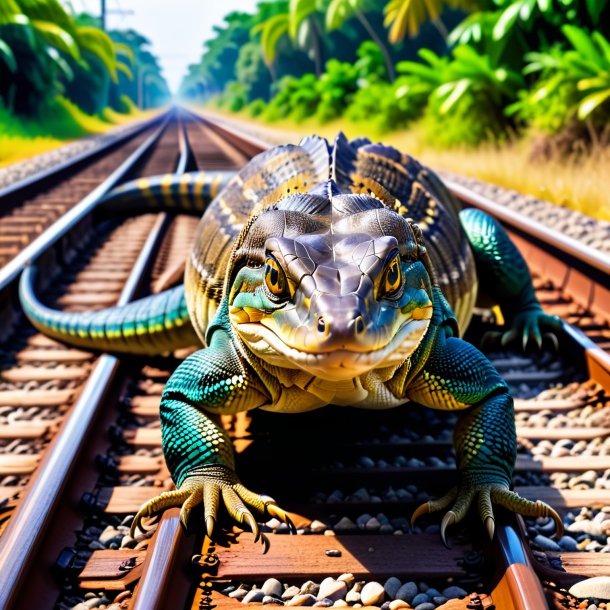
(0, 95), (149, 168)
(200, 105), (610, 223)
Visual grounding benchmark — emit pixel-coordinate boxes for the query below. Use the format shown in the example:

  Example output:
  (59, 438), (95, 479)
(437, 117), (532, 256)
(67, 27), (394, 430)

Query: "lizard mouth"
(233, 318), (431, 381)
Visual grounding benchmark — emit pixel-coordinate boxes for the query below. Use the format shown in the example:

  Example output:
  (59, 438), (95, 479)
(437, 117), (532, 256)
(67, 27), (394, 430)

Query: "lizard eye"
(379, 252), (402, 299)
(264, 255), (290, 298)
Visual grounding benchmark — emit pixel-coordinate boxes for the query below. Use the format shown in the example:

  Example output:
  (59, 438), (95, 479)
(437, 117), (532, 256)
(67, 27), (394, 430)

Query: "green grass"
(0, 96), (146, 168)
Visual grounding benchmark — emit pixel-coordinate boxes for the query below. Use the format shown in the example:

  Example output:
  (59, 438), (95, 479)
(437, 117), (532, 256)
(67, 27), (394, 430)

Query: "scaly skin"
(20, 134), (563, 545)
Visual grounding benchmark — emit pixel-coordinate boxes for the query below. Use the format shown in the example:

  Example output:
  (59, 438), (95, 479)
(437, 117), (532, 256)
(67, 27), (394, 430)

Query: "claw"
(206, 516), (215, 539)
(410, 502), (431, 527)
(261, 532), (270, 554)
(180, 508), (191, 531)
(131, 512), (149, 538)
(485, 516), (495, 540)
(267, 503), (296, 533)
(543, 332), (559, 351)
(241, 511), (260, 542)
(547, 505), (565, 539)
(440, 511), (456, 548)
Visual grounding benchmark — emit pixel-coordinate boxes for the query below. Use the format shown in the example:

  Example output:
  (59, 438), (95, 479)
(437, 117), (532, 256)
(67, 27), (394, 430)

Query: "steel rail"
(444, 178), (610, 277)
(492, 515), (550, 610)
(127, 115), (196, 609)
(0, 110), (173, 292)
(0, 115), (187, 610)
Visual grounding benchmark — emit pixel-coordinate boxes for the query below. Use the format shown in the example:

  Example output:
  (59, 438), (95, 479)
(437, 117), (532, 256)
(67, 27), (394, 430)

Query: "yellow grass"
(0, 135), (67, 168)
(201, 106), (610, 222)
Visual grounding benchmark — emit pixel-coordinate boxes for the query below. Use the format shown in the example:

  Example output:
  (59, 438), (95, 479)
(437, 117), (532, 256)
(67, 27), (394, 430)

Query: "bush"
(246, 98), (267, 117)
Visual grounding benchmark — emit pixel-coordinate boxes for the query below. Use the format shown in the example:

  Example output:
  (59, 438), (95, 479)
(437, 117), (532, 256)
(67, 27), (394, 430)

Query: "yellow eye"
(264, 256), (289, 298)
(381, 254), (402, 298)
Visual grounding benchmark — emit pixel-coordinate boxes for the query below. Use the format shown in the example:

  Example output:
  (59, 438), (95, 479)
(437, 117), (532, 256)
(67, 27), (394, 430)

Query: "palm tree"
(289, 0), (324, 77)
(252, 12), (289, 81)
(326, 0), (396, 81)
(383, 0), (481, 43)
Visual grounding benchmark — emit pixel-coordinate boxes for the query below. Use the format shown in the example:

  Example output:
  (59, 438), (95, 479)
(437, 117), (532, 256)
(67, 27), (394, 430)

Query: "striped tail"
(20, 266), (200, 355)
(98, 171), (236, 217)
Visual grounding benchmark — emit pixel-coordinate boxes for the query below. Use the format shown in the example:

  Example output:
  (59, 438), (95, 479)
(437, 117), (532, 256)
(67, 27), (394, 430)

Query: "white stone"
(360, 581), (385, 606)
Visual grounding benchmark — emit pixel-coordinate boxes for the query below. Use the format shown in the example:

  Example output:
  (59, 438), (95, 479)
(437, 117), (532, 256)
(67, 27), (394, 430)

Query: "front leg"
(406, 332), (563, 542)
(460, 208), (561, 350)
(131, 330), (293, 544)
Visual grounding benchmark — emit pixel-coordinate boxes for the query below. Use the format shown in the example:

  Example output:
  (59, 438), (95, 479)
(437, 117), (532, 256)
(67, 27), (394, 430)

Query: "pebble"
(413, 604), (435, 610)
(282, 587), (301, 600)
(332, 600), (348, 607)
(442, 585), (468, 599)
(262, 579), (283, 598)
(360, 582), (385, 606)
(533, 534), (561, 551)
(318, 579), (347, 602)
(384, 577), (401, 599)
(569, 576), (610, 600)
(365, 517), (381, 531)
(337, 574), (355, 588)
(359, 456), (375, 468)
(242, 590), (265, 604)
(356, 514), (372, 528)
(229, 588), (249, 600)
(286, 594), (318, 606)
(345, 588), (361, 603)
(263, 595), (284, 605)
(301, 581), (320, 596)
(99, 526), (121, 544)
(558, 535), (578, 552)
(310, 520), (327, 533)
(396, 582), (418, 603)
(334, 517), (357, 532)
(313, 600), (333, 607)
(389, 601), (411, 610)
(411, 593), (429, 606)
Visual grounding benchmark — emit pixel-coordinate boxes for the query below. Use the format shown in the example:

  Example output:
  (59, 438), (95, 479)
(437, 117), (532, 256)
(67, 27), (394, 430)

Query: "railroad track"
(0, 110), (608, 610)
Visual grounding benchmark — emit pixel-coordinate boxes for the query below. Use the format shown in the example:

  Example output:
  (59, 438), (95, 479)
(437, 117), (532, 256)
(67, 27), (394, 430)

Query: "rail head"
(0, 115), (188, 610)
(0, 111), (173, 293)
(443, 178), (610, 278)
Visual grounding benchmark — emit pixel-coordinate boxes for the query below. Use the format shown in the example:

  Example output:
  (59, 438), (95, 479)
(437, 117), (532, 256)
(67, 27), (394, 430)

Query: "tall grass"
(0, 96), (143, 168)
(201, 106), (610, 222)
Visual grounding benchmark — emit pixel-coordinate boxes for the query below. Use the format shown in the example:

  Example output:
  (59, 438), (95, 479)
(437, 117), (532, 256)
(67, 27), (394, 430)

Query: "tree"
(326, 0), (396, 81)
(383, 0), (481, 43)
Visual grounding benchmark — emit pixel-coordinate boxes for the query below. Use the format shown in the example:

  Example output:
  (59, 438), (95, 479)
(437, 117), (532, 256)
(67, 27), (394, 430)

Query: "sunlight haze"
(64, 0), (259, 93)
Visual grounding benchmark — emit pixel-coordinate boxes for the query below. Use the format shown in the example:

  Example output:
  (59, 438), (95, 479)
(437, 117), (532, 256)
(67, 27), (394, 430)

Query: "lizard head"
(225, 193), (435, 381)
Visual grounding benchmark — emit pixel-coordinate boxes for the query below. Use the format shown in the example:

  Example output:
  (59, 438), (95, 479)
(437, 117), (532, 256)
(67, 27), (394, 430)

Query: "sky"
(63, 0), (259, 93)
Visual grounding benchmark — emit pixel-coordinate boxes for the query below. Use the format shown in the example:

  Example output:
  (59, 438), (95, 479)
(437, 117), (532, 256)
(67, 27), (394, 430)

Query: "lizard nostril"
(354, 315), (365, 335)
(317, 317), (327, 334)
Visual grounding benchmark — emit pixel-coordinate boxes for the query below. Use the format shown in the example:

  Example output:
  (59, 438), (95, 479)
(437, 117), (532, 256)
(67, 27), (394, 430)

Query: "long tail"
(98, 170), (236, 217)
(20, 266), (200, 355)
(17, 171), (238, 354)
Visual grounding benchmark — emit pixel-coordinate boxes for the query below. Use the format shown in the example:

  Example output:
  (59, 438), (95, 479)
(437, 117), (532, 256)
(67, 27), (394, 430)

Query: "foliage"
(508, 26), (610, 133)
(384, 0), (482, 42)
(0, 0), (168, 120)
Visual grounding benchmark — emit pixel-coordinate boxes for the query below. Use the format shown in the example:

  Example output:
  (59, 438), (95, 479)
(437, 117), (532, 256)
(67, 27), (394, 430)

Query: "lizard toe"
(490, 487), (564, 538)
(131, 488), (190, 537)
(411, 486), (457, 527)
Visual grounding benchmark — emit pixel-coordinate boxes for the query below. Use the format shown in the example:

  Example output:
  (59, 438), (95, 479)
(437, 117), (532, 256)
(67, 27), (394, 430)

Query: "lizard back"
(185, 134), (478, 342)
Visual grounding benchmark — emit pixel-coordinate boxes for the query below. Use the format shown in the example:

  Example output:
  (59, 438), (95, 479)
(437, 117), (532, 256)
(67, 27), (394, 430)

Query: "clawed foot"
(411, 482), (564, 547)
(482, 308), (562, 352)
(130, 465), (295, 552)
